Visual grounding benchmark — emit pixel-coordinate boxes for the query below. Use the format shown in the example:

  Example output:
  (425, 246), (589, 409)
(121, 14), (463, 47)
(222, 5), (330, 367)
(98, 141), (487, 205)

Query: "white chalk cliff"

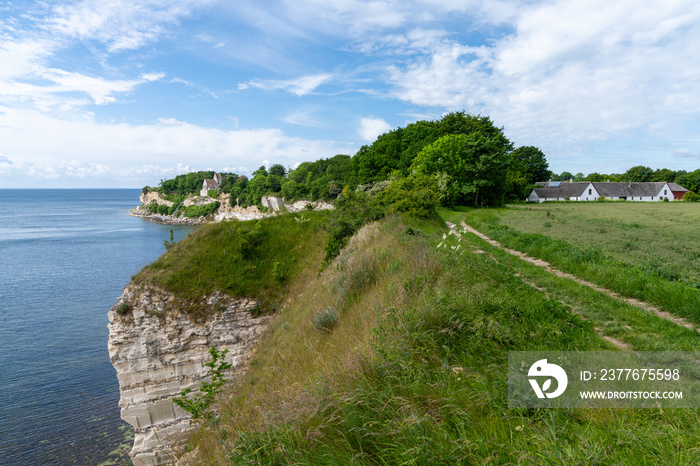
(108, 284), (272, 465)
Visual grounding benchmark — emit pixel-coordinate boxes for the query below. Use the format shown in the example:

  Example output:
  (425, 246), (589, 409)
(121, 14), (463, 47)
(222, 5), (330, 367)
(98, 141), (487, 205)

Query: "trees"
(584, 172), (606, 182)
(268, 164), (286, 177)
(351, 112), (512, 187)
(510, 146), (550, 184)
(624, 165), (653, 182)
(410, 133), (510, 207)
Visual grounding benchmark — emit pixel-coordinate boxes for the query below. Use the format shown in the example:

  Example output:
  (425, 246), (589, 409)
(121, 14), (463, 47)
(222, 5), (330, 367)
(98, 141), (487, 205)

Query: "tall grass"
(460, 208), (700, 326)
(181, 216), (700, 465)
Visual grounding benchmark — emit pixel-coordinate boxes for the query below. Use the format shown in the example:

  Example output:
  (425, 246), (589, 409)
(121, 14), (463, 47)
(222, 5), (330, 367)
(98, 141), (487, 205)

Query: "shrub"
(374, 174), (440, 219)
(271, 261), (286, 282)
(313, 307), (339, 333)
(682, 191), (700, 202)
(208, 189), (219, 198)
(173, 347), (232, 420)
(324, 191), (385, 262)
(115, 302), (132, 316)
(181, 201), (220, 218)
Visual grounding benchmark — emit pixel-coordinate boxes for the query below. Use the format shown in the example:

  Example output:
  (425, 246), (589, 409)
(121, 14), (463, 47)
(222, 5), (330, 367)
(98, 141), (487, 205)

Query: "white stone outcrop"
(286, 200), (334, 212)
(182, 196), (218, 207)
(140, 191), (174, 207)
(260, 196), (285, 211)
(108, 284), (272, 466)
(132, 191), (333, 225)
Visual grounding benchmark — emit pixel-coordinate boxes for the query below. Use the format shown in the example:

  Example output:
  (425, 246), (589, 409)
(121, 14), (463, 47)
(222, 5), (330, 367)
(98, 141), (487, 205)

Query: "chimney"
(569, 178), (573, 183)
(628, 181), (631, 188)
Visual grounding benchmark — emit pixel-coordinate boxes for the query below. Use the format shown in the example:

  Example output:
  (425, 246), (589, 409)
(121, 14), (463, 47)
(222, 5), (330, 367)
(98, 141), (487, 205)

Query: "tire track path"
(451, 221), (699, 335)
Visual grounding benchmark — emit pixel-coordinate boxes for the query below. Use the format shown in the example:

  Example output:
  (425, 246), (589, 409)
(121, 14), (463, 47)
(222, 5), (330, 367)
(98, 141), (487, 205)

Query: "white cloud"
(358, 117), (391, 141)
(0, 107), (357, 187)
(239, 73), (334, 96)
(673, 149), (700, 160)
(284, 108), (333, 129)
(382, 0), (700, 155)
(0, 68), (164, 107)
(0, 1), (178, 111)
(292, 0), (407, 33)
(48, 0), (213, 52)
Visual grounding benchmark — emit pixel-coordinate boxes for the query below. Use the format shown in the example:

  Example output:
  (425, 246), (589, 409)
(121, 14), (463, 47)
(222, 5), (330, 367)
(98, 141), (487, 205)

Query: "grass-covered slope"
(179, 215), (699, 465)
(132, 210), (331, 316)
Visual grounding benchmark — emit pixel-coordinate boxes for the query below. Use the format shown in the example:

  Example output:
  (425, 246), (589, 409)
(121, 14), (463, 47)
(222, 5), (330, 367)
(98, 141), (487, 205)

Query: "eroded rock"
(108, 285), (272, 465)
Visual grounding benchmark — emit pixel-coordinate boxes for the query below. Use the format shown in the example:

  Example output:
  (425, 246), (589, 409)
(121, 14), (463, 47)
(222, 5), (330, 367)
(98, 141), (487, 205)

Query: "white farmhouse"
(528, 181), (688, 203)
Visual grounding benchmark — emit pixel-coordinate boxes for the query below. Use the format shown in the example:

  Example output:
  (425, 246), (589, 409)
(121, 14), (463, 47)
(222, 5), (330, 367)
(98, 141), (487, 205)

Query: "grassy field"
(449, 203), (700, 328)
(173, 214), (700, 464)
(487, 202), (700, 286)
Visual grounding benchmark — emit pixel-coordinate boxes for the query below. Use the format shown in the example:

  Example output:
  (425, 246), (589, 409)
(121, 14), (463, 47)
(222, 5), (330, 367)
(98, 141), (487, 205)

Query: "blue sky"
(1, 0), (700, 188)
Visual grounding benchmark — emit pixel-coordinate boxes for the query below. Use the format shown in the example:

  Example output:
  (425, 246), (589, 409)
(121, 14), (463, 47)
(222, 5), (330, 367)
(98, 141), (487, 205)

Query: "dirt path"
(450, 221), (699, 335)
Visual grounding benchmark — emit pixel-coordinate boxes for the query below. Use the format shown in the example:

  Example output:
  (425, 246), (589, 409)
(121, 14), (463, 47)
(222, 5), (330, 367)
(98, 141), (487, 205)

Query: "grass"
(132, 210), (331, 317)
(460, 229), (700, 352)
(176, 215), (700, 465)
(455, 204), (700, 327)
(486, 202), (700, 286)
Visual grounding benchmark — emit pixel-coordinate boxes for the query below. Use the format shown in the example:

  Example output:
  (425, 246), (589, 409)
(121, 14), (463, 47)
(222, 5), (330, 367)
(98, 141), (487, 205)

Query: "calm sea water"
(0, 190), (194, 465)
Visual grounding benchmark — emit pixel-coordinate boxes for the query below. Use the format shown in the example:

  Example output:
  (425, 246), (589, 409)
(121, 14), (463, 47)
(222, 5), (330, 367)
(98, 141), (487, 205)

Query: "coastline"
(131, 197), (334, 226)
(129, 206), (210, 225)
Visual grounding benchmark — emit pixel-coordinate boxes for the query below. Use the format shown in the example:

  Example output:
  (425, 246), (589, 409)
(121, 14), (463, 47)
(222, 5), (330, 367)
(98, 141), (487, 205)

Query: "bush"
(313, 307), (339, 333)
(115, 302), (132, 316)
(324, 191), (385, 262)
(271, 261), (286, 282)
(173, 347), (232, 419)
(682, 191), (700, 202)
(374, 174), (440, 219)
(181, 201), (220, 218)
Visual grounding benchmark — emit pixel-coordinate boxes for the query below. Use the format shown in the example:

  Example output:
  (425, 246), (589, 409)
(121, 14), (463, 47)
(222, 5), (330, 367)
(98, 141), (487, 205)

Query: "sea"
(0, 190), (194, 465)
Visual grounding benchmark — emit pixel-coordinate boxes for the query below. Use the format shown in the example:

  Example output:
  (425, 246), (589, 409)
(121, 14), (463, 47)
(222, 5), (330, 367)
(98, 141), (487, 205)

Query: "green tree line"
(144, 112), (700, 211)
(146, 112), (551, 209)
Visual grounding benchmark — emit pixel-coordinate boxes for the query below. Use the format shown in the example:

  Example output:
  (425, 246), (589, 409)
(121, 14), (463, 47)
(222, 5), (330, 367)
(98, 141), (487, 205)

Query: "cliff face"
(140, 191), (174, 207)
(108, 284), (272, 465)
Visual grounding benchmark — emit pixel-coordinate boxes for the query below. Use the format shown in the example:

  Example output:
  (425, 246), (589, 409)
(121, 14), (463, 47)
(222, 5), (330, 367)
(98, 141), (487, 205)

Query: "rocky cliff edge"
(108, 284), (273, 465)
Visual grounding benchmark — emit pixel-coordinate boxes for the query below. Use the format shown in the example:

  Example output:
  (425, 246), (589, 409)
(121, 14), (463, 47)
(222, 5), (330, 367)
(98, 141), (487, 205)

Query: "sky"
(1, 0), (700, 188)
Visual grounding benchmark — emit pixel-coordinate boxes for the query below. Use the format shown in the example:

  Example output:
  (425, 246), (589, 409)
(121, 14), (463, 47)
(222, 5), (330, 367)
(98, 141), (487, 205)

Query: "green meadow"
(486, 202), (700, 285)
(449, 202), (700, 329)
